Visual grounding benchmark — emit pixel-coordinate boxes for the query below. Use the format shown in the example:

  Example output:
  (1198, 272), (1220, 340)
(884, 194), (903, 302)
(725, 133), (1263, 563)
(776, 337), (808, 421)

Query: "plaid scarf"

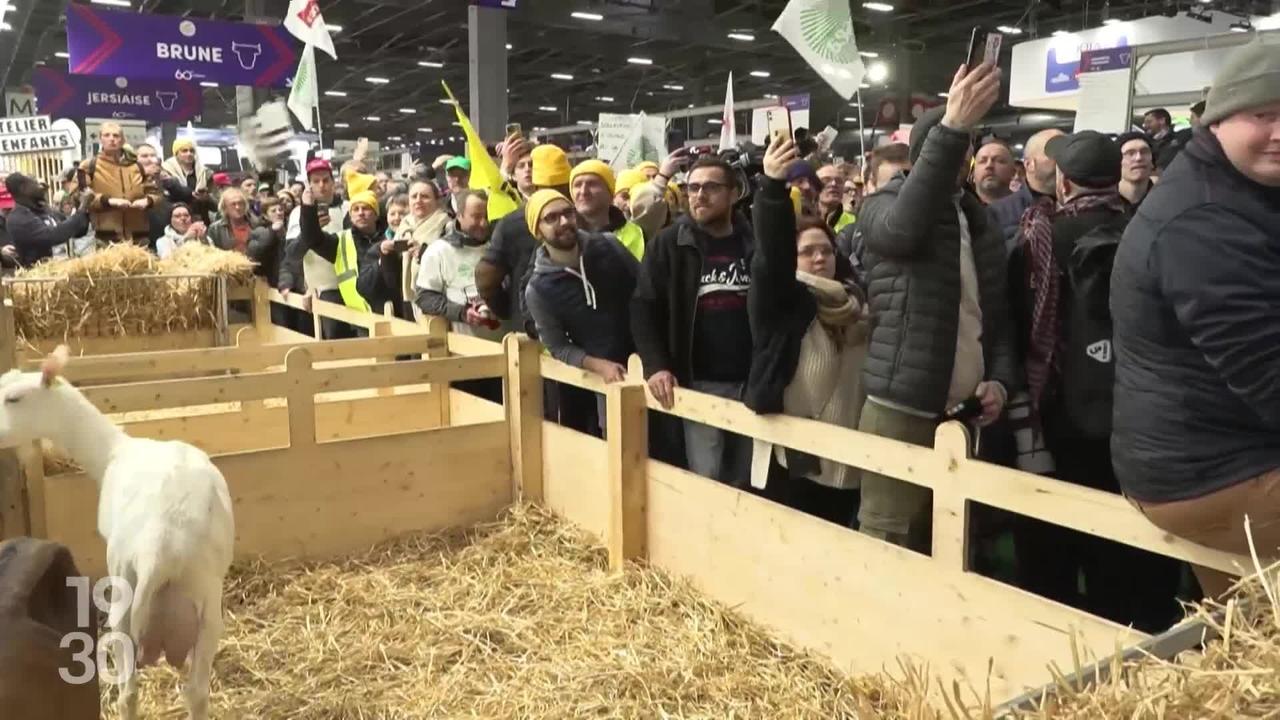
(1019, 190), (1127, 413)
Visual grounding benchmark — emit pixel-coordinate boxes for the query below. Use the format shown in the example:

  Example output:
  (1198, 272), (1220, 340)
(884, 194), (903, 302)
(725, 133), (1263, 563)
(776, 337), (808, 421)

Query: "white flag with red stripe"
(719, 72), (736, 152)
(285, 0), (337, 59)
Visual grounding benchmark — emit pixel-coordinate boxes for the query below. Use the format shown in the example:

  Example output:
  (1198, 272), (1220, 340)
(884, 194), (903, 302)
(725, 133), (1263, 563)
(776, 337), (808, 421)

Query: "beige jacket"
(397, 210), (451, 304)
(78, 150), (162, 240)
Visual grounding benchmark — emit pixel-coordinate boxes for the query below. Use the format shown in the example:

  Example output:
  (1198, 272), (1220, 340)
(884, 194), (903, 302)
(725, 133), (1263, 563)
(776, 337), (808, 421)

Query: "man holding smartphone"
(855, 61), (1020, 552)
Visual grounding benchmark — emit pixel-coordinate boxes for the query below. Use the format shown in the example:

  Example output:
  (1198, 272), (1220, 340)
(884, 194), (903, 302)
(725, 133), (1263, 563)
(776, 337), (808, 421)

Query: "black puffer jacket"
(1111, 130), (1280, 504)
(858, 123), (1020, 414)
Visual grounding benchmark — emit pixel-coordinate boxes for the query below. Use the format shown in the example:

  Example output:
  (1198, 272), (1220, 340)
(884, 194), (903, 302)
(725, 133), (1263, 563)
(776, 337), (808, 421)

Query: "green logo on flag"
(799, 0), (860, 64)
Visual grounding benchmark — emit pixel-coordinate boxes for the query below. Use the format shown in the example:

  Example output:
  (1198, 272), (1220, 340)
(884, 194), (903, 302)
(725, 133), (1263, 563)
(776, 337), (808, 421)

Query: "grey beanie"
(1201, 37), (1280, 125)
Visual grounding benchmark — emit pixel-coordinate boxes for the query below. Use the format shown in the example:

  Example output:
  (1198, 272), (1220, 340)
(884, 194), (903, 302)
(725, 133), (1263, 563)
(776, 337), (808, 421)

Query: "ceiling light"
(860, 82), (871, 89)
(576, 120), (594, 126)
(365, 77), (390, 84)
(866, 61), (889, 83)
(571, 11), (604, 21)
(388, 136), (402, 141)
(324, 90), (347, 97)
(707, 118), (723, 125)
(843, 117), (858, 122)
(1052, 30), (1072, 37)
(399, 108), (416, 114)
(627, 57), (653, 65)
(996, 25), (1022, 34)
(764, 93), (779, 99)
(418, 61), (444, 68)
(0, 23), (10, 31)
(550, 73), (574, 80)
(366, 116), (381, 121)
(938, 91), (949, 98)
(859, 51), (879, 58)
(506, 43), (513, 50)
(595, 96), (614, 102)
(417, 128), (432, 133)
(325, 24), (342, 33)
(727, 32), (755, 42)
(662, 84), (685, 91)
(862, 2), (894, 12)
(750, 70), (771, 78)
(438, 98), (454, 105)
(199, 81), (218, 88)
(54, 51), (70, 59)
(334, 123), (350, 128)
(1229, 19), (1252, 32)
(538, 105), (558, 112)
(91, 0), (133, 6)
(1103, 17), (1123, 25)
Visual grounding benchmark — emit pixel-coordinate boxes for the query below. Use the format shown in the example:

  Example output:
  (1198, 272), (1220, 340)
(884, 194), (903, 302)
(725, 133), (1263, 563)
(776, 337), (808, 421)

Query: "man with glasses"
(632, 157), (755, 486)
(817, 164), (856, 233)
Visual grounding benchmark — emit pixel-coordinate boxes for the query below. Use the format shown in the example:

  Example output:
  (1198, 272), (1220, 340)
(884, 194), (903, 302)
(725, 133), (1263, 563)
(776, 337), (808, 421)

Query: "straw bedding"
(100, 504), (932, 719)
(8, 243), (255, 344)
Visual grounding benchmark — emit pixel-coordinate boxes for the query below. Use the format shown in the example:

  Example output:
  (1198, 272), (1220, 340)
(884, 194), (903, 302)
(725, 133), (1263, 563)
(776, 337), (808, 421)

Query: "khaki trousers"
(857, 401), (937, 553)
(1132, 468), (1280, 599)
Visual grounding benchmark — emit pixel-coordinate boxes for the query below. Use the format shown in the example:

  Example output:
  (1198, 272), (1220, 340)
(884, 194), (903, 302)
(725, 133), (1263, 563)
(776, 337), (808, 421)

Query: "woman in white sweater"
(744, 134), (870, 525)
(155, 203), (209, 259)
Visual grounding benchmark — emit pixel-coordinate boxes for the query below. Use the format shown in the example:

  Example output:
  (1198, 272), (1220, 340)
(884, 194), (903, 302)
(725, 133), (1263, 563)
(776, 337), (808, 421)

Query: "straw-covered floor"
(1008, 562), (1280, 719)
(102, 504), (939, 719)
(8, 243), (255, 344)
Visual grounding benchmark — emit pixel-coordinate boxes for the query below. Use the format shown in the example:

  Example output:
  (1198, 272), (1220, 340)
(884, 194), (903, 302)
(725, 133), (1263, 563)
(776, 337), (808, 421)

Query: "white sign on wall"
(596, 113), (667, 171)
(4, 88), (36, 117)
(0, 115), (77, 155)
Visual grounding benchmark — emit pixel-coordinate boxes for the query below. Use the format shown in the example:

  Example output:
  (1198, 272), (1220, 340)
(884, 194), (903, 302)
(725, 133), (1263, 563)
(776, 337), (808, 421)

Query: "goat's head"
(0, 345), (70, 448)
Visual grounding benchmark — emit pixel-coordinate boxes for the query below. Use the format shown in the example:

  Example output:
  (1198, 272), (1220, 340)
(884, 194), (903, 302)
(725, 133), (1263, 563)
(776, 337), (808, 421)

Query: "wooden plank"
(0, 293), (26, 539)
(931, 423), (971, 573)
(271, 288), (429, 337)
(542, 422), (610, 541)
(308, 353), (506, 395)
(18, 441), (46, 537)
(80, 370), (287, 414)
(285, 347), (316, 450)
(634, 460), (1145, 705)
(39, 421), (513, 579)
(504, 334), (543, 502)
(607, 383), (648, 571)
(447, 332), (504, 357)
(18, 330), (221, 359)
(426, 317), (451, 427)
(448, 388), (505, 426)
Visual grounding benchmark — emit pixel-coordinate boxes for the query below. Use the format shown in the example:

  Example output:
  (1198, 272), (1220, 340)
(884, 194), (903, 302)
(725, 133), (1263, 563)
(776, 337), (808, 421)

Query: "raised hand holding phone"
(941, 61), (1001, 131)
(763, 133), (798, 181)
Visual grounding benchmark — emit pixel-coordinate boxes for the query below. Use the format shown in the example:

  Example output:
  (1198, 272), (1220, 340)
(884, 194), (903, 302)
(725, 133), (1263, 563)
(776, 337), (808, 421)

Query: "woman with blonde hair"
(398, 180), (452, 319)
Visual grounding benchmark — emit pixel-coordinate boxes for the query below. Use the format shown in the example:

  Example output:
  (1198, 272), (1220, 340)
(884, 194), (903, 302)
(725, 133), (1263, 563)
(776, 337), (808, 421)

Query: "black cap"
(1116, 130), (1154, 152)
(1190, 100), (1206, 116)
(1044, 131), (1121, 188)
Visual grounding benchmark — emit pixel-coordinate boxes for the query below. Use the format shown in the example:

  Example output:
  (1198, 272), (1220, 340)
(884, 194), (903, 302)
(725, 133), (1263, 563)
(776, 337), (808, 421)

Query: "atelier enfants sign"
(0, 116), (77, 155)
(66, 4), (297, 88)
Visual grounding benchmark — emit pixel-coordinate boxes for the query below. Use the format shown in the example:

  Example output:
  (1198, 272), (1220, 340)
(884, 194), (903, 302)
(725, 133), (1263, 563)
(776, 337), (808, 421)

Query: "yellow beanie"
(531, 144), (571, 187)
(789, 186), (803, 216)
(615, 168), (646, 195)
(349, 189), (380, 216)
(635, 161), (660, 175)
(570, 159), (617, 195)
(172, 138), (196, 155)
(525, 189), (572, 240)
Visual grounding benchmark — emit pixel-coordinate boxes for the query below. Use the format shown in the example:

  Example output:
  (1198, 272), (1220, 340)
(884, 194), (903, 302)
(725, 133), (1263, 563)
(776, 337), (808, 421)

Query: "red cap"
(306, 158), (333, 177)
(0, 186), (14, 210)
(211, 172), (233, 187)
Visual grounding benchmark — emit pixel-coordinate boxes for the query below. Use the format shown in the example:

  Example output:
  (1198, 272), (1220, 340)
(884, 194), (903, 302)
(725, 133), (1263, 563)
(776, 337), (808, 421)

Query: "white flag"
(718, 72), (736, 152)
(772, 0), (866, 100)
(284, 0), (337, 59)
(287, 43), (319, 130)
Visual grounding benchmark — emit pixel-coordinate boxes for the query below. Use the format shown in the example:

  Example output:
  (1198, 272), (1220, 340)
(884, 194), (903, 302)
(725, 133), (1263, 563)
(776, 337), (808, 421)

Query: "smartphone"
(392, 239), (410, 252)
(764, 106), (793, 144)
(966, 26), (1002, 69)
(944, 396), (985, 422)
(505, 122), (523, 139)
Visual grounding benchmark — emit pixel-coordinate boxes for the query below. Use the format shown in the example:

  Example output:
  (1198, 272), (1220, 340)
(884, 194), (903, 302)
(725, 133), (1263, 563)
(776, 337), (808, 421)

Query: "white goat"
(0, 346), (234, 720)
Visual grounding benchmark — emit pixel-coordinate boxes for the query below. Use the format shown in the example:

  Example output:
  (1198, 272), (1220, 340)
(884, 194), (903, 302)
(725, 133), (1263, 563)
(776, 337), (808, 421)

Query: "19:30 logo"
(59, 577), (137, 686)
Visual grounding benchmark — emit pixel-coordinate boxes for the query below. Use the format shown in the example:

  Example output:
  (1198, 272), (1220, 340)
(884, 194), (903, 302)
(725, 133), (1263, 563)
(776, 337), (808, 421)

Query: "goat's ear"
(40, 345), (70, 388)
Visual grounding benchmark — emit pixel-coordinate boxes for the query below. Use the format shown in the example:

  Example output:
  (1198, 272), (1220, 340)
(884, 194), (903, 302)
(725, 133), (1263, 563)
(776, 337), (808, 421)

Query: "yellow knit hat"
(349, 189), (380, 216)
(525, 189), (572, 240)
(615, 168), (646, 195)
(531, 145), (571, 187)
(569, 159), (617, 195)
(635, 161), (660, 175)
(172, 138), (196, 155)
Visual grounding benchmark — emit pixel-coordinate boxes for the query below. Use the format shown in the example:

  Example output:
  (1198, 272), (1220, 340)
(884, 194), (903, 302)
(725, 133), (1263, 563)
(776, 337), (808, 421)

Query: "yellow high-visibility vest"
(616, 221), (645, 261)
(334, 230), (371, 313)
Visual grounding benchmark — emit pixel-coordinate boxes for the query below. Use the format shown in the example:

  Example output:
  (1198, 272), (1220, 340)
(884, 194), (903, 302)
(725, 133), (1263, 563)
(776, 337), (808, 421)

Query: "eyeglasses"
(798, 245), (835, 259)
(686, 181), (730, 196)
(540, 208), (575, 225)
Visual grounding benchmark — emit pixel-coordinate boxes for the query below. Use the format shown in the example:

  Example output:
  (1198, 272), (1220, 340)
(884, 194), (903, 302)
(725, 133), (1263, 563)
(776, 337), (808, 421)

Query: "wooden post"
(284, 347), (317, 451)
(0, 287), (27, 539)
(252, 278), (273, 342)
(504, 334), (544, 503)
(607, 382), (648, 572)
(426, 317), (451, 427)
(372, 321), (395, 397)
(932, 421), (972, 573)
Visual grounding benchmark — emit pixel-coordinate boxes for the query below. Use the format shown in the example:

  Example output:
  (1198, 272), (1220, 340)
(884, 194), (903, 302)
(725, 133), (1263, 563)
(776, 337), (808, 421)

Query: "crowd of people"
(0, 38), (1275, 633)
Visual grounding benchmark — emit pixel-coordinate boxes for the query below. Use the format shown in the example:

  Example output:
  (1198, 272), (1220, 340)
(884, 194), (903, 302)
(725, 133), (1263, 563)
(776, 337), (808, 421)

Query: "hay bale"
(8, 244), (256, 344)
(100, 505), (938, 719)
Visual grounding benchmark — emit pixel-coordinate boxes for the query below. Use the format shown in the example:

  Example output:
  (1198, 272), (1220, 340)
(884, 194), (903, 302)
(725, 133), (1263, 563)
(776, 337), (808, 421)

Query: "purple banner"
(32, 67), (202, 122)
(67, 5), (297, 89)
(1080, 46), (1134, 74)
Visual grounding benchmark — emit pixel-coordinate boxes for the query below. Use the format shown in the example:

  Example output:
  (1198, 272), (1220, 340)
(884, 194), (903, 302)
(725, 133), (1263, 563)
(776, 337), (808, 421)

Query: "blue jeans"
(682, 380), (752, 488)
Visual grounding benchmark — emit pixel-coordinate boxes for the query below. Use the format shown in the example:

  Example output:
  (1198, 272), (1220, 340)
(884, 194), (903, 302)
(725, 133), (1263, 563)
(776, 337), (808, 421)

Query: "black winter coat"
(858, 123), (1020, 415)
(5, 203), (90, 267)
(1111, 130), (1280, 503)
(630, 212), (754, 384)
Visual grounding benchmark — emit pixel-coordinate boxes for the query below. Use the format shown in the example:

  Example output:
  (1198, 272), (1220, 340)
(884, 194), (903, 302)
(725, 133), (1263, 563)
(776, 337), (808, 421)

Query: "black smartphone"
(392, 239), (410, 252)
(966, 26), (1002, 70)
(944, 395), (985, 422)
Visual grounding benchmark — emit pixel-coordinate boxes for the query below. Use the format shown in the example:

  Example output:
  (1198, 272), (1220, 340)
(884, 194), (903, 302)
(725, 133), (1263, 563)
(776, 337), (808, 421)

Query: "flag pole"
(855, 89), (866, 163)
(315, 103), (324, 151)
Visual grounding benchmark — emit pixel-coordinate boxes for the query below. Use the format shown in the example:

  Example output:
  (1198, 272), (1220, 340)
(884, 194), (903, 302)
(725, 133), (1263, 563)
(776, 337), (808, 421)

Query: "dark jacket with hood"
(858, 115), (1020, 415)
(415, 228), (485, 321)
(5, 200), (91, 267)
(744, 177), (860, 414)
(1111, 129), (1280, 504)
(299, 201), (383, 304)
(476, 206), (535, 325)
(524, 231), (639, 369)
(631, 210), (754, 384)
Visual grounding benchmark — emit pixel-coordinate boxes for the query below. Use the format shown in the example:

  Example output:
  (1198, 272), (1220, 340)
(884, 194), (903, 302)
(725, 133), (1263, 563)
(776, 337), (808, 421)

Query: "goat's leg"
(105, 554), (141, 720)
(183, 586), (223, 720)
